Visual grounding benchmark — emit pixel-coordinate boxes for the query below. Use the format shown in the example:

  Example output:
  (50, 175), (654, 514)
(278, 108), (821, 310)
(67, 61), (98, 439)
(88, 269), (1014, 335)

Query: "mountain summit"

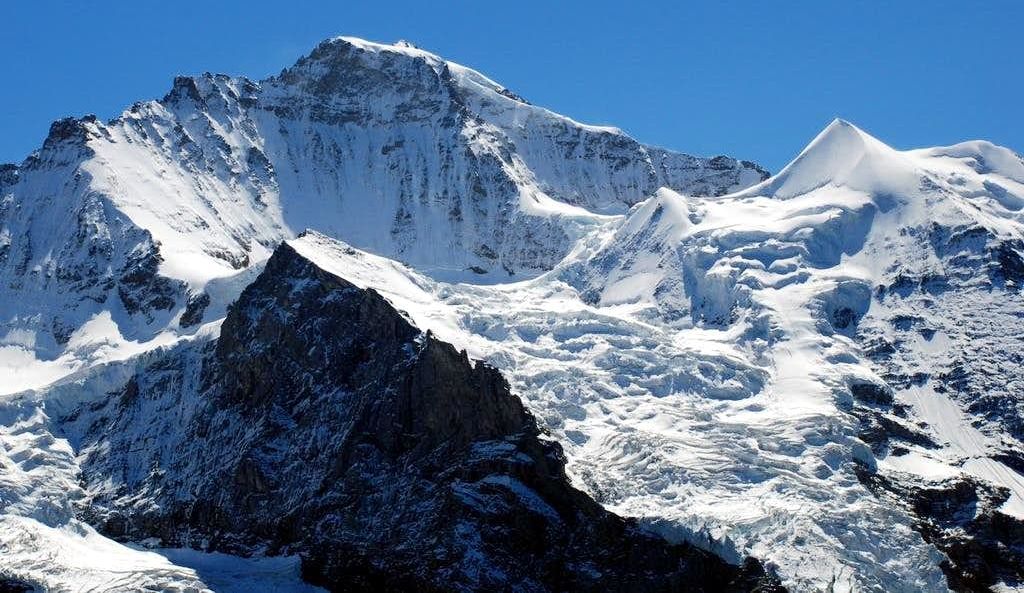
(736, 118), (916, 199)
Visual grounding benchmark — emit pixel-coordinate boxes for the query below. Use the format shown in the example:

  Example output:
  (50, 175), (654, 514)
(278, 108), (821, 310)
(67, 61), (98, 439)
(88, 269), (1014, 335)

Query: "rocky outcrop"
(116, 239), (180, 317)
(0, 579), (36, 593)
(178, 291), (210, 327)
(857, 467), (1024, 592)
(68, 240), (782, 592)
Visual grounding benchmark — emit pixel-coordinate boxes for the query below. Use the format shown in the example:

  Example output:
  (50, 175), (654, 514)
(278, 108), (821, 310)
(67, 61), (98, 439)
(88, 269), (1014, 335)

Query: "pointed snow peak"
(619, 188), (694, 243)
(736, 118), (915, 199)
(790, 118), (880, 170)
(812, 118), (871, 149)
(802, 118), (899, 162)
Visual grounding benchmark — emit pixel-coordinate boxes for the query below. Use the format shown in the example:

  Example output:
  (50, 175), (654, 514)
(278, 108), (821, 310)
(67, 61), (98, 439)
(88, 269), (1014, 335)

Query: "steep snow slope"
(0, 37), (765, 395)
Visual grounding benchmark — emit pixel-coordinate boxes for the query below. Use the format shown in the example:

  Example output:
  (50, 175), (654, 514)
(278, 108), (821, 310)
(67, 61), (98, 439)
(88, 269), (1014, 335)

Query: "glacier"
(1, 36), (1023, 592)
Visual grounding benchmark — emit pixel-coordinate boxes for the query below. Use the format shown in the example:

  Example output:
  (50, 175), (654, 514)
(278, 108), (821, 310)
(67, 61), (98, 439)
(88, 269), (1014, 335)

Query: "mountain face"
(1, 36), (1024, 593)
(558, 121), (1024, 592)
(49, 238), (778, 593)
(0, 36), (765, 377)
(0, 237), (781, 593)
(571, 120), (1024, 587)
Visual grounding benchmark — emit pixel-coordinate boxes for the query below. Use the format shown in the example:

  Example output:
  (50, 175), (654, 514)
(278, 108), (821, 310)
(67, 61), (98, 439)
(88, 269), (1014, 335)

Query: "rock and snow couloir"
(1, 35), (1024, 593)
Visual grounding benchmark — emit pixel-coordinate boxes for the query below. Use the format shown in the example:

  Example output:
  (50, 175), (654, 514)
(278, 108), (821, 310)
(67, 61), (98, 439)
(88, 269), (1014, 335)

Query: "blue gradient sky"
(3, 1), (1021, 171)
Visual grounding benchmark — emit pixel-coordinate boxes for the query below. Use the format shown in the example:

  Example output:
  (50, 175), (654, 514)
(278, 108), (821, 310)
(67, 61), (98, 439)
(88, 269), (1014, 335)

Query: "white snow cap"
(737, 118), (917, 199)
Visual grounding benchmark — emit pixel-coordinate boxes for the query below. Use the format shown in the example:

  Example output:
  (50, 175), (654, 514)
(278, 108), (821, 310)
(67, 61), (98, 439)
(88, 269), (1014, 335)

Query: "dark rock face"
(849, 381), (894, 407)
(116, 239), (180, 316)
(42, 116), (97, 151)
(993, 239), (1024, 285)
(0, 579), (37, 593)
(0, 163), (17, 186)
(857, 467), (1024, 593)
(178, 291), (210, 327)
(69, 241), (782, 593)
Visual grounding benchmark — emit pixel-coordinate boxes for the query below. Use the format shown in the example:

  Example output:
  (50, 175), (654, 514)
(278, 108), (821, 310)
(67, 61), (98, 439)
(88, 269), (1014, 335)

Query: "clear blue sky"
(3, 1), (1021, 171)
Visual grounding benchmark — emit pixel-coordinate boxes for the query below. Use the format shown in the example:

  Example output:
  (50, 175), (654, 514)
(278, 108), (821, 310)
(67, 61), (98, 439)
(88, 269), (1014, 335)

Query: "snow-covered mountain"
(0, 36), (765, 393)
(2, 36), (1023, 593)
(557, 120), (1024, 591)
